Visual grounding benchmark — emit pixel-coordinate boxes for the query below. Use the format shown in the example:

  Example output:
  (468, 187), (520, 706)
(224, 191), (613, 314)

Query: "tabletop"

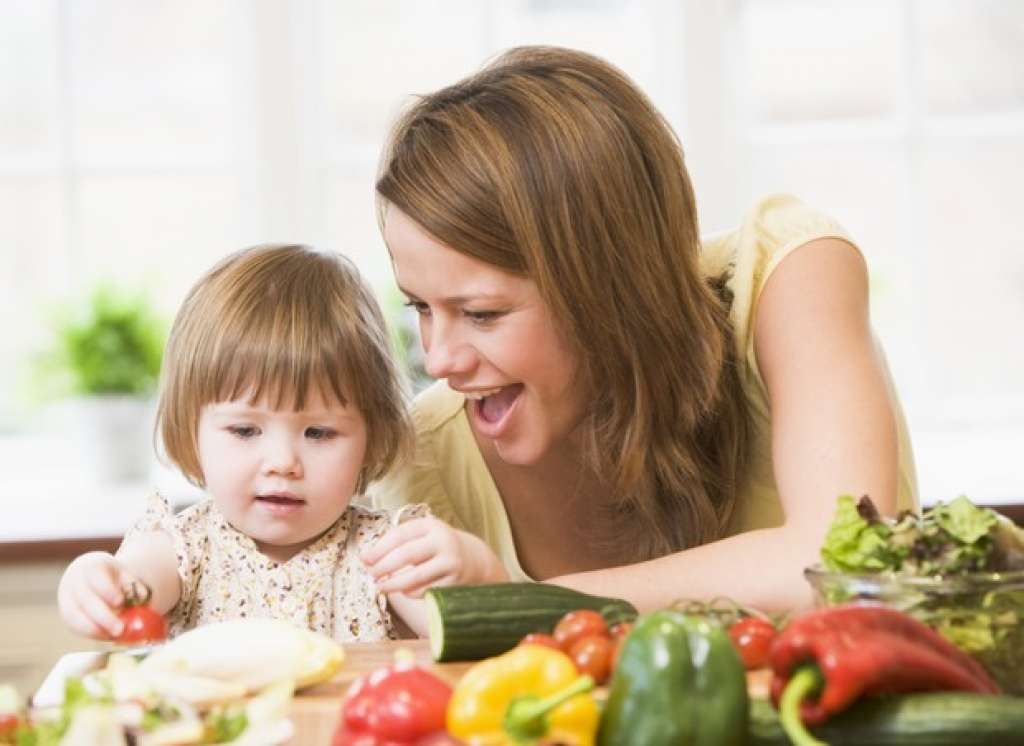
(289, 639), (473, 744)
(287, 639), (771, 745)
(35, 638), (771, 745)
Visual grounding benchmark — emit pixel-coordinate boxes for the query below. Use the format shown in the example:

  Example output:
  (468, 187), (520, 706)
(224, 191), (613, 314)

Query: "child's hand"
(361, 517), (509, 597)
(57, 551), (138, 640)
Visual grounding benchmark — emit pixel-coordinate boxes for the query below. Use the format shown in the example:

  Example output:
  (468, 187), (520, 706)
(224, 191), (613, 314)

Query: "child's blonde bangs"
(157, 244), (410, 488)
(208, 310), (353, 414)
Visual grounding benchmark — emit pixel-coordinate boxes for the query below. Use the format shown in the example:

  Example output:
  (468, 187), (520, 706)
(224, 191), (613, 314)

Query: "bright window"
(2, 0), (1022, 515)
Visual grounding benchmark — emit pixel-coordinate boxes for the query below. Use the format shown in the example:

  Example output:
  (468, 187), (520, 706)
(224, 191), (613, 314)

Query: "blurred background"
(1, 1), (1023, 681)
(3, 0), (1024, 517)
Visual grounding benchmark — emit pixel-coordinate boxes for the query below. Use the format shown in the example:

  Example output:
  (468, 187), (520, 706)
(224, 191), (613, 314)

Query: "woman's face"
(385, 207), (583, 466)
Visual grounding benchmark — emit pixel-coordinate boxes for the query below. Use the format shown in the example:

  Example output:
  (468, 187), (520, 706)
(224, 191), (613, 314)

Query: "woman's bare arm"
(550, 238), (899, 613)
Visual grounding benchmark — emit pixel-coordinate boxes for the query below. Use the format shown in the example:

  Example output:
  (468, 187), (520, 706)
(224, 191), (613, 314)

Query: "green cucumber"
(424, 582), (638, 662)
(749, 692), (1024, 745)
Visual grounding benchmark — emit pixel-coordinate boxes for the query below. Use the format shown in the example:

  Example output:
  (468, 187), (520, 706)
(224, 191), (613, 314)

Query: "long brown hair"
(377, 47), (750, 559)
(156, 244), (410, 490)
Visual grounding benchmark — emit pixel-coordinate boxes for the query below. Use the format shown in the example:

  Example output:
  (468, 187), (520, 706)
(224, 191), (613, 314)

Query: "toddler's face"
(197, 387), (367, 562)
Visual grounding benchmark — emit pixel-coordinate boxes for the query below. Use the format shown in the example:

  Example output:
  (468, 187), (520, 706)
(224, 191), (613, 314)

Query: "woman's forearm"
(549, 524), (822, 614)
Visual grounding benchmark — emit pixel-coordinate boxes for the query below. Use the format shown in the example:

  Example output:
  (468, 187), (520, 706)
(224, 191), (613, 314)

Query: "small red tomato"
(518, 633), (562, 651)
(568, 634), (614, 684)
(114, 581), (168, 645)
(728, 616), (776, 670)
(553, 610), (609, 651)
(116, 604), (168, 644)
(609, 622), (633, 640)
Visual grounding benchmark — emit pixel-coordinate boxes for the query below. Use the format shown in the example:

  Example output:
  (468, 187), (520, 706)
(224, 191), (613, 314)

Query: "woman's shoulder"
(702, 193), (852, 271)
(743, 193), (849, 244)
(700, 194), (863, 398)
(367, 381), (480, 529)
(409, 379), (466, 433)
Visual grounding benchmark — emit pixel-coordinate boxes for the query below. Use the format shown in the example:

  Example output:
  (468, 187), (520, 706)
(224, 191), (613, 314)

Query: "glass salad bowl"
(805, 564), (1024, 696)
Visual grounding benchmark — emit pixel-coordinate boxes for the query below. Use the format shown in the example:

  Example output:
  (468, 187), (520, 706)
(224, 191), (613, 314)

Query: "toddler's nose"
(262, 438), (302, 477)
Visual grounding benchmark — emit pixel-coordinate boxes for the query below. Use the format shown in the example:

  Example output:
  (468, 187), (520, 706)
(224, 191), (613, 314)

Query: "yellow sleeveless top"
(369, 194), (919, 581)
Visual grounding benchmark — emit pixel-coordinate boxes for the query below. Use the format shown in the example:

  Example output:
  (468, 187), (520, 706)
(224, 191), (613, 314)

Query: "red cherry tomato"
(609, 622), (633, 640)
(728, 616), (776, 670)
(568, 634), (614, 684)
(116, 604), (168, 644)
(553, 610), (609, 651)
(114, 581), (168, 645)
(518, 633), (562, 651)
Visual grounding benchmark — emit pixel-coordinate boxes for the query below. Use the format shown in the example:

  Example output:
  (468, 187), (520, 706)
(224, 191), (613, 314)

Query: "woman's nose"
(423, 323), (476, 380)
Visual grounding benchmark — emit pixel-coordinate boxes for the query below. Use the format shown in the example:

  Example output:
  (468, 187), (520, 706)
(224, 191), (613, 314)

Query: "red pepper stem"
(503, 675), (595, 740)
(779, 665), (828, 746)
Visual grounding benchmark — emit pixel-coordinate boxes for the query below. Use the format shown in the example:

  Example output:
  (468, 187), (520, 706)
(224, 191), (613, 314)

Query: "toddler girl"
(57, 244), (507, 642)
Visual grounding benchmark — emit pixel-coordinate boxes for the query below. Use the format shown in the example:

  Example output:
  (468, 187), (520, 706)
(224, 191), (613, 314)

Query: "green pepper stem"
(779, 666), (828, 746)
(515, 675), (594, 723)
(504, 675), (595, 741)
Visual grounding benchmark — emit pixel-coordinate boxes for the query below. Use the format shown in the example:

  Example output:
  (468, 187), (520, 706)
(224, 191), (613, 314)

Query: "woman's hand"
(57, 551), (138, 640)
(362, 517), (509, 596)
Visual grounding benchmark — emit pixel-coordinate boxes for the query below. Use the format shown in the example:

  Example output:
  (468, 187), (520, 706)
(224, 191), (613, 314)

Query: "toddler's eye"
(228, 425), (258, 439)
(305, 426), (336, 440)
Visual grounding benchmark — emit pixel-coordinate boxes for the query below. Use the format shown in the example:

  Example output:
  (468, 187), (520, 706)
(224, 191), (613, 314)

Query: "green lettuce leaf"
(821, 495), (899, 573)
(931, 495), (998, 545)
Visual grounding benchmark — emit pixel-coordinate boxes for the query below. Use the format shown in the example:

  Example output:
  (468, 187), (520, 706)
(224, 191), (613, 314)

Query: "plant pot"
(70, 395), (155, 483)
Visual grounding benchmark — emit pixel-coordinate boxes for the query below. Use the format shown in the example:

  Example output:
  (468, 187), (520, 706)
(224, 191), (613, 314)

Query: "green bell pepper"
(597, 609), (748, 746)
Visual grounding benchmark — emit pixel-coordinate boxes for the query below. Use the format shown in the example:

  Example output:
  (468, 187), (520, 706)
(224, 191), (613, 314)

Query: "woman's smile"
(471, 383), (524, 437)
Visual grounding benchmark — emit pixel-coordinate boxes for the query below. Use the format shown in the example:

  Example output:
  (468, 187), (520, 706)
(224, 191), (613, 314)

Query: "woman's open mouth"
(468, 384), (523, 438)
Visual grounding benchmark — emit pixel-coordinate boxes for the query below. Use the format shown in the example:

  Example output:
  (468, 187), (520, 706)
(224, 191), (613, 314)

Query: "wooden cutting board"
(289, 639), (473, 745)
(288, 639), (773, 745)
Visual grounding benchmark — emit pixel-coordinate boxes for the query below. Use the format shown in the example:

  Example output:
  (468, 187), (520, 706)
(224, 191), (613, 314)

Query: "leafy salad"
(2, 666), (290, 746)
(2, 618), (344, 746)
(817, 494), (1024, 694)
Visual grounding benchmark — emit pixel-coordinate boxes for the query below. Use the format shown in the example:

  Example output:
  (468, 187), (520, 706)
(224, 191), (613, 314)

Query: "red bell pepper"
(771, 605), (999, 745)
(332, 660), (456, 746)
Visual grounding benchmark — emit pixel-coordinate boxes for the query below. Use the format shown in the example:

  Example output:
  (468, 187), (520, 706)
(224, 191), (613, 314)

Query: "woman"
(361, 46), (917, 613)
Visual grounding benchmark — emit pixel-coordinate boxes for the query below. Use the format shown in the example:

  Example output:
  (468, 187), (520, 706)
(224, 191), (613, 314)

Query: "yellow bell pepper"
(447, 644), (599, 745)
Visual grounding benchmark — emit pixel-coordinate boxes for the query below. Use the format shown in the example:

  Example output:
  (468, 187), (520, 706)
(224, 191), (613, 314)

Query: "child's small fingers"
(361, 521), (427, 565)
(364, 539), (436, 579)
(62, 598), (97, 638)
(376, 558), (446, 595)
(66, 597), (116, 640)
(87, 567), (126, 608)
(79, 592), (124, 638)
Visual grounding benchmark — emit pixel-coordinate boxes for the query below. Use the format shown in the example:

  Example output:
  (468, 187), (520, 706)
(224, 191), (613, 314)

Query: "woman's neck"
(474, 427), (618, 578)
(479, 429), (603, 507)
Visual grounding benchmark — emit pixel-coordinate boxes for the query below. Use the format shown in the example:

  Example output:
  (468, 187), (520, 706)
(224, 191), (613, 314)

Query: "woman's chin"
(490, 432), (550, 467)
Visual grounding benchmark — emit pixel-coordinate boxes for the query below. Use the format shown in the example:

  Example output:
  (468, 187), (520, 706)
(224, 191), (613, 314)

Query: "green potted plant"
(36, 283), (166, 482)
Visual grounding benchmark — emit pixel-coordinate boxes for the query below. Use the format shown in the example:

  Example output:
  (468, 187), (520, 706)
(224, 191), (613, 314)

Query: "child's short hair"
(156, 244), (410, 488)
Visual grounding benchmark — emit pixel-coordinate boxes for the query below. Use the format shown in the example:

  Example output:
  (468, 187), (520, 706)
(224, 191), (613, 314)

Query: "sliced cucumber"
(424, 582), (637, 662)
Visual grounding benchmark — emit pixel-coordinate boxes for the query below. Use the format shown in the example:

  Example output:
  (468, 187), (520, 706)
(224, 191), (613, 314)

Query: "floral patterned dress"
(123, 493), (428, 641)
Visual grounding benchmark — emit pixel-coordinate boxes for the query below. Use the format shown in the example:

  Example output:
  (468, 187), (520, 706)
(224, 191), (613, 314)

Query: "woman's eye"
(403, 300), (431, 316)
(305, 426), (336, 441)
(464, 309), (500, 324)
(228, 425), (258, 439)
